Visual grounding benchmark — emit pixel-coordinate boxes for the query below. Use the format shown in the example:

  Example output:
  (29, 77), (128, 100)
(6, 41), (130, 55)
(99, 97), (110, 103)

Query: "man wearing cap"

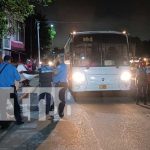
(0, 55), (23, 125)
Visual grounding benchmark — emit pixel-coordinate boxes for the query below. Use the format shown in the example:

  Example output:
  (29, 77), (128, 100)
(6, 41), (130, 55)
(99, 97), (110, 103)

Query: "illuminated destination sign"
(83, 37), (93, 42)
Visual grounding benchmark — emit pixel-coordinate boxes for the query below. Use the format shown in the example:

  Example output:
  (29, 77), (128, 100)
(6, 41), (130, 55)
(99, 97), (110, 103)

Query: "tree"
(49, 24), (56, 40)
(130, 37), (150, 57)
(0, 0), (34, 37)
(142, 40), (150, 57)
(30, 0), (53, 6)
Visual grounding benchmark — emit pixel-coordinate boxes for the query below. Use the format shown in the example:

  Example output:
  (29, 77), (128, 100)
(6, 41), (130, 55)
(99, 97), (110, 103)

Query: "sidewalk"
(0, 76), (75, 140)
(0, 77), (39, 138)
(0, 90), (101, 150)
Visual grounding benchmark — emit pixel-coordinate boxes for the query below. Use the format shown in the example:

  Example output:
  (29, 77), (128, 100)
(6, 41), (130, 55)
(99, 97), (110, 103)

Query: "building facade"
(0, 20), (25, 62)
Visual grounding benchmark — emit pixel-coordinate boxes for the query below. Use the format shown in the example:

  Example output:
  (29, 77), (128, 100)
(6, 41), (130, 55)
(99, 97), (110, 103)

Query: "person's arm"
(53, 65), (63, 75)
(13, 67), (21, 90)
(14, 68), (21, 81)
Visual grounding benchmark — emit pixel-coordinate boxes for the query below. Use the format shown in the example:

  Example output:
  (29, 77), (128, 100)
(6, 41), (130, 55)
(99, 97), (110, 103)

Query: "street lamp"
(72, 31), (76, 35)
(37, 21), (41, 67)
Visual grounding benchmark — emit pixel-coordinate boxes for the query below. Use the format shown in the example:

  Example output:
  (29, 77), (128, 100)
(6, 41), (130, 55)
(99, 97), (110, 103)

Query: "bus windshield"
(71, 33), (129, 67)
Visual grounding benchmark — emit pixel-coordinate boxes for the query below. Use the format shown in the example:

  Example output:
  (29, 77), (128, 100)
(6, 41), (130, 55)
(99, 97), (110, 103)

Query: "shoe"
(16, 121), (24, 125)
(46, 115), (53, 120)
(53, 114), (60, 122)
(59, 112), (64, 118)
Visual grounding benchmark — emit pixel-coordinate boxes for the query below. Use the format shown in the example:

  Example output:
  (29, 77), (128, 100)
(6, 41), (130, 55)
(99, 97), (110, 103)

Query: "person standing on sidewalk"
(146, 61), (150, 102)
(17, 60), (30, 87)
(0, 55), (24, 125)
(53, 54), (68, 118)
(135, 58), (148, 105)
(38, 58), (54, 117)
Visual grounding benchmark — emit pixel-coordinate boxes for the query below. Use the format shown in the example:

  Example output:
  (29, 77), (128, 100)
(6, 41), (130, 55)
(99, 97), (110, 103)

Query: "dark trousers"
(58, 88), (66, 116)
(39, 92), (53, 115)
(10, 93), (22, 123)
(0, 87), (22, 126)
(136, 84), (148, 105)
(55, 82), (67, 117)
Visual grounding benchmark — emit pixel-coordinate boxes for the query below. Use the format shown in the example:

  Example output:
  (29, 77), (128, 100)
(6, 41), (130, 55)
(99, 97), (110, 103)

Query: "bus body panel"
(71, 66), (131, 92)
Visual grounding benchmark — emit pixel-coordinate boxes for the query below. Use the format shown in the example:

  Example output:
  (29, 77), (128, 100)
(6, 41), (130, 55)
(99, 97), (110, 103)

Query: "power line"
(38, 20), (95, 24)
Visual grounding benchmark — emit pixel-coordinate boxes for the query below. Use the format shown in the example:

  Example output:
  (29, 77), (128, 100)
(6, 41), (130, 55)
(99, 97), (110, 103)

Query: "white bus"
(64, 31), (131, 93)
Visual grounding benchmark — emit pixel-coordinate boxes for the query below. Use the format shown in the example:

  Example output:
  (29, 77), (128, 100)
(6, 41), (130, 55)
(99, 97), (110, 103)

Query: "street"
(0, 90), (150, 150)
(1, 0), (150, 150)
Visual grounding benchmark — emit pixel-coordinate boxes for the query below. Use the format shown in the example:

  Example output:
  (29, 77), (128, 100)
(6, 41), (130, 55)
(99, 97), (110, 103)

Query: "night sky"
(40, 0), (150, 48)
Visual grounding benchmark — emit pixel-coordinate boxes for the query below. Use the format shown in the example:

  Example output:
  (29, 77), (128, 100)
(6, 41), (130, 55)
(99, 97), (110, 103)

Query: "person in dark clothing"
(38, 58), (54, 118)
(0, 55), (23, 125)
(146, 61), (150, 101)
(136, 59), (148, 105)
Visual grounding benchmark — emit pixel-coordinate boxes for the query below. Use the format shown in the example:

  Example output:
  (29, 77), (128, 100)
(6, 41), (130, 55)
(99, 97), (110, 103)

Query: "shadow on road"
(14, 122), (58, 150)
(137, 104), (150, 109)
(74, 92), (135, 104)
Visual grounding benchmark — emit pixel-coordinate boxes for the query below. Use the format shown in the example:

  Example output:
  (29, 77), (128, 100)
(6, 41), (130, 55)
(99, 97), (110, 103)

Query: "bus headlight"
(72, 72), (85, 83)
(120, 71), (131, 81)
(48, 61), (53, 66)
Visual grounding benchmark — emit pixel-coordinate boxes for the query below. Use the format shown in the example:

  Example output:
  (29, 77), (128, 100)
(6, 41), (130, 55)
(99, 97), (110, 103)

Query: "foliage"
(49, 25), (56, 40)
(0, 12), (7, 37)
(30, 0), (53, 6)
(0, 0), (34, 37)
(130, 37), (150, 57)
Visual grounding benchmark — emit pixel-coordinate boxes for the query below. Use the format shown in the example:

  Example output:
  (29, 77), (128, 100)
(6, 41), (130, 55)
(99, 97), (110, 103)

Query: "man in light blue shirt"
(53, 54), (68, 118)
(0, 56), (20, 87)
(53, 55), (67, 83)
(0, 55), (23, 125)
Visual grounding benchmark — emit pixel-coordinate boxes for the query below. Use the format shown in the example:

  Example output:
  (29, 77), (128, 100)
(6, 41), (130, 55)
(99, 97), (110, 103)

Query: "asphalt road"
(75, 94), (150, 150)
(0, 92), (150, 150)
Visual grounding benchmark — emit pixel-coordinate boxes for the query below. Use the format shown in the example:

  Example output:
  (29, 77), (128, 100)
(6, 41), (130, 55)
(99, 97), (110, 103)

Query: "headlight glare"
(120, 71), (131, 81)
(48, 61), (53, 66)
(72, 72), (85, 83)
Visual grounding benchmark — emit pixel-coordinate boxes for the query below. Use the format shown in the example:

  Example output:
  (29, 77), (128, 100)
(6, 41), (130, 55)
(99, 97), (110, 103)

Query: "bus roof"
(71, 31), (126, 35)
(64, 31), (127, 49)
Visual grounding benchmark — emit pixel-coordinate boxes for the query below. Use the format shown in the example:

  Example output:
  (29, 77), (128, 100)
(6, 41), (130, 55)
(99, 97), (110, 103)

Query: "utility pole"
(37, 21), (41, 67)
(123, 30), (130, 59)
(30, 18), (33, 58)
